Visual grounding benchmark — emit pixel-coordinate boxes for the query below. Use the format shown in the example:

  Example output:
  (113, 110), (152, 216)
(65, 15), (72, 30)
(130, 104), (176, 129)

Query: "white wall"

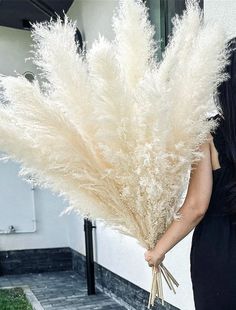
(0, 159), (36, 233)
(0, 187), (69, 250)
(0, 26), (70, 251)
(67, 1), (194, 310)
(204, 0), (236, 40)
(67, 0), (117, 47)
(0, 26), (35, 76)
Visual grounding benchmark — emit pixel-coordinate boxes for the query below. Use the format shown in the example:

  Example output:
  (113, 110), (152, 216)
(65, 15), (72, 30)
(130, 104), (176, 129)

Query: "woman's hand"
(144, 247), (165, 271)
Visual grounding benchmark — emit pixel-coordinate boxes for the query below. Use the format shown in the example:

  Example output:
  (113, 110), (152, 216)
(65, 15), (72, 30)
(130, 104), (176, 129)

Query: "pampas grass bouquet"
(0, 0), (230, 307)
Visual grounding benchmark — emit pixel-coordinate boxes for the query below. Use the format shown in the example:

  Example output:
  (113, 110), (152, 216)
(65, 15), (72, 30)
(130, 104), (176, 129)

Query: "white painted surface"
(0, 186), (69, 251)
(0, 26), (70, 251)
(67, 0), (118, 47)
(0, 26), (35, 76)
(204, 0), (236, 40)
(65, 211), (85, 254)
(0, 159), (36, 234)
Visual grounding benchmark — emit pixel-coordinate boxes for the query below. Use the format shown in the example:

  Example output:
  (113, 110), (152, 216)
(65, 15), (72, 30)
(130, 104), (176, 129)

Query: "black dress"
(190, 113), (236, 310)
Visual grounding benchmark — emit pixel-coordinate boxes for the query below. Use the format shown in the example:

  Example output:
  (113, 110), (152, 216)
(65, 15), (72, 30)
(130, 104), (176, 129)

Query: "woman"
(144, 37), (236, 309)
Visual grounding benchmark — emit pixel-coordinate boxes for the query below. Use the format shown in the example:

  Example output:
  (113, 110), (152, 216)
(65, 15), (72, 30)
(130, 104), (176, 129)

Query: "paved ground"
(0, 271), (127, 310)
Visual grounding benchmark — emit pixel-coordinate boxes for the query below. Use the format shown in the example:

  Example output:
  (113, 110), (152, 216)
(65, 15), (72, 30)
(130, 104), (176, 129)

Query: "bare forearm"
(155, 204), (205, 256)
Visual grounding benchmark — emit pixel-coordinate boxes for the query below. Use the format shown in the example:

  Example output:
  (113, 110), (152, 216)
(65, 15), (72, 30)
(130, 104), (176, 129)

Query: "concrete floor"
(0, 271), (128, 310)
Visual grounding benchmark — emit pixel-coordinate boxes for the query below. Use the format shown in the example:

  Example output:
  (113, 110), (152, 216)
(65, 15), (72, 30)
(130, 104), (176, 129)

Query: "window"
(146, 0), (204, 60)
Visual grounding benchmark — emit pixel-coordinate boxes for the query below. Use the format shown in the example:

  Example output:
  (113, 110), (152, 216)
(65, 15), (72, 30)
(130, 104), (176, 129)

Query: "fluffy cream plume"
(0, 0), (230, 306)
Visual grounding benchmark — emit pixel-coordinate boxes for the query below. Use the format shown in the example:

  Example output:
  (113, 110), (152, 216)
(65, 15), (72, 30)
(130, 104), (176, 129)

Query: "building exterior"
(0, 1), (234, 309)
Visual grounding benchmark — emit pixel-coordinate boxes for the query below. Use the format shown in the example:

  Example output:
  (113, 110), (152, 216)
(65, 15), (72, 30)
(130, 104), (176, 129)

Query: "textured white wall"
(0, 187), (69, 250)
(0, 26), (69, 251)
(204, 0), (236, 40)
(0, 159), (36, 233)
(0, 26), (35, 76)
(67, 2), (194, 310)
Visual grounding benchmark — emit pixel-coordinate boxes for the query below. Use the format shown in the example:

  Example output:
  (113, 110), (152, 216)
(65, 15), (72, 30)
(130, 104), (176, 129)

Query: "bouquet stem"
(147, 263), (179, 309)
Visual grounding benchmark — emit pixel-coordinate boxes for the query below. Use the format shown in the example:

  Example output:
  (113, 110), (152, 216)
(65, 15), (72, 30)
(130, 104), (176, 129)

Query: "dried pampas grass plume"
(0, 0), (230, 307)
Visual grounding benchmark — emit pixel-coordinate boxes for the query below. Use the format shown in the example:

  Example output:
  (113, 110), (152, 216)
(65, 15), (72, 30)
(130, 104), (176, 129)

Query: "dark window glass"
(146, 0), (204, 60)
